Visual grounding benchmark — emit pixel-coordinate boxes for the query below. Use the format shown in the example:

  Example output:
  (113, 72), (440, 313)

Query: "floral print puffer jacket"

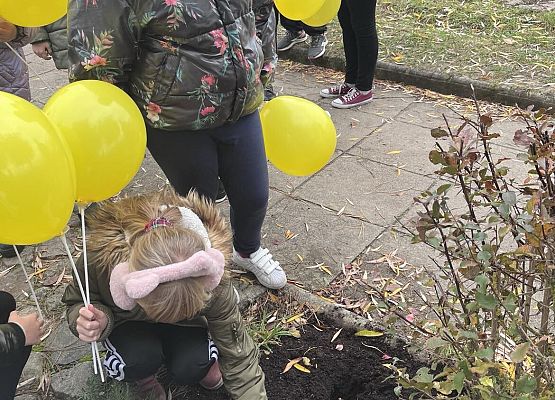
(67, 0), (264, 131)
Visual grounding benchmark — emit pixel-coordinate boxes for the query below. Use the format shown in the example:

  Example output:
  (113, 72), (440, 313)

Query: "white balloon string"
(5, 42), (53, 91)
(94, 341), (106, 382)
(60, 234), (88, 307)
(78, 204), (90, 304)
(60, 234), (104, 380)
(13, 246), (44, 321)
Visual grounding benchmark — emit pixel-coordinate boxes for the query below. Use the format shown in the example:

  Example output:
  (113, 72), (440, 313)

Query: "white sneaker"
(232, 247), (287, 289)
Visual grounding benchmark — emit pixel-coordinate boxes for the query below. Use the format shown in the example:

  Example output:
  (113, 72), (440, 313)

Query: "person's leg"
(338, 0), (357, 86)
(216, 112), (286, 289)
(330, 0), (376, 108)
(300, 22), (327, 37)
(277, 14), (308, 52)
(0, 292), (32, 400)
(103, 322), (164, 382)
(347, 0), (378, 91)
(279, 15), (303, 33)
(160, 325), (221, 388)
(215, 112), (269, 255)
(146, 126), (219, 200)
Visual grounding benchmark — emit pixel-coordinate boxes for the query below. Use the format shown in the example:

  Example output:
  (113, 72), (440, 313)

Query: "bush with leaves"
(388, 103), (554, 399)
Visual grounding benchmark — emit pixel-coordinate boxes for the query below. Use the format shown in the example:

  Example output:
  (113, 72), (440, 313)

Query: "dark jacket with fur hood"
(62, 191), (267, 399)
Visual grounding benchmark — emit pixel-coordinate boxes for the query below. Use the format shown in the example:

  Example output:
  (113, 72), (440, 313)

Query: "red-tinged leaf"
(382, 354), (392, 360)
(282, 357), (303, 374)
(405, 313), (415, 323)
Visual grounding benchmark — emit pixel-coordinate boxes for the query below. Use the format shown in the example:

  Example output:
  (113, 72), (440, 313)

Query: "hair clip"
(144, 217), (171, 232)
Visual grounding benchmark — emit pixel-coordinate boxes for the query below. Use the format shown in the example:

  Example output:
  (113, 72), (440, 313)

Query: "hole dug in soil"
(171, 318), (418, 400)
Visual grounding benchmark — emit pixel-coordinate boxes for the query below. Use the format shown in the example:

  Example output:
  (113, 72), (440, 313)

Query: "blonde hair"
(120, 192), (213, 323)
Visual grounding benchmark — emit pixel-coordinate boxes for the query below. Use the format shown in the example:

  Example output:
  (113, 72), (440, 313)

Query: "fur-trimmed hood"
(85, 189), (233, 274)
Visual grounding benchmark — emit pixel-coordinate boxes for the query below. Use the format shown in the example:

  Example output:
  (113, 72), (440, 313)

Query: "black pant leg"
(338, 0), (358, 85)
(103, 321), (164, 382)
(160, 325), (217, 385)
(300, 22), (327, 36)
(279, 14), (303, 33)
(146, 126), (219, 200)
(343, 0), (378, 91)
(216, 112), (269, 255)
(0, 291), (31, 400)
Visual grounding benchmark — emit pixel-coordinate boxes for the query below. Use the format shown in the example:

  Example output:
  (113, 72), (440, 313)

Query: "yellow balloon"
(44, 80), (147, 204)
(274, 0), (326, 21)
(0, 92), (76, 245)
(260, 96), (336, 176)
(302, 0), (341, 27)
(0, 0), (67, 27)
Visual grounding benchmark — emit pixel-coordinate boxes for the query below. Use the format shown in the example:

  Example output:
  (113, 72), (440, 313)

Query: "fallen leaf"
(286, 313), (304, 324)
(386, 150), (402, 155)
(382, 354), (392, 360)
(355, 330), (384, 337)
(320, 265), (333, 276)
(302, 357), (312, 366)
(282, 357), (303, 374)
(331, 328), (343, 343)
(293, 363), (311, 373)
(335, 344), (344, 351)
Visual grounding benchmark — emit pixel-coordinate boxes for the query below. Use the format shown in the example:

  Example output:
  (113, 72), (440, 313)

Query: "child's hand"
(8, 311), (44, 346)
(32, 41), (52, 60)
(76, 304), (108, 343)
(0, 17), (17, 43)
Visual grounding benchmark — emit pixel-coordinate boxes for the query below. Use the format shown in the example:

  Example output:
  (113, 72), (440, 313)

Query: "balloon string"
(78, 204), (90, 304)
(13, 246), (44, 321)
(60, 234), (105, 382)
(5, 42), (54, 91)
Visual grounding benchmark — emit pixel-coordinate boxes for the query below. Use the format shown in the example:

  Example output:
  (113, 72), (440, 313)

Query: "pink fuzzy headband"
(109, 248), (225, 310)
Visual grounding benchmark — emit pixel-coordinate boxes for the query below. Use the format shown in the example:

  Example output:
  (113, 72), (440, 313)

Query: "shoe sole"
(331, 97), (374, 109)
(320, 91), (347, 99)
(307, 39), (328, 60)
(277, 35), (308, 52)
(215, 195), (227, 204)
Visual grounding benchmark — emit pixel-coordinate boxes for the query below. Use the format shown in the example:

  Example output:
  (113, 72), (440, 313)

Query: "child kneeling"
(62, 189), (267, 399)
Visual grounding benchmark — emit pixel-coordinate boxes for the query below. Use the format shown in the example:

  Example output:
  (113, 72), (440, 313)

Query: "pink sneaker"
(199, 360), (223, 390)
(319, 82), (353, 98)
(331, 87), (373, 109)
(135, 375), (167, 400)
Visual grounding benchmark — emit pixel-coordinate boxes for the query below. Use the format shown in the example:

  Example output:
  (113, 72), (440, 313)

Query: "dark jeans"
(279, 14), (326, 36)
(338, 0), (378, 91)
(146, 111), (269, 255)
(0, 292), (32, 400)
(103, 322), (217, 384)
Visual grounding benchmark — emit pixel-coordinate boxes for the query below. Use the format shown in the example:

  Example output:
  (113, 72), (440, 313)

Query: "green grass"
(323, 0), (555, 94)
(246, 310), (293, 354)
(82, 375), (137, 400)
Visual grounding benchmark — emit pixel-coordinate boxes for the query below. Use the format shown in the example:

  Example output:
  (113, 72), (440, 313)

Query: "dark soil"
(171, 320), (418, 400)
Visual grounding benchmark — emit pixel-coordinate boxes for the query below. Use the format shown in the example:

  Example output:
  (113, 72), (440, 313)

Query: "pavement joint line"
(341, 152), (440, 180)
(268, 186), (412, 232)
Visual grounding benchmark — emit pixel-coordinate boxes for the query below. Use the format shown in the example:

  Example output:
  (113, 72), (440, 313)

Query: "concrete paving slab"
(353, 120), (440, 177)
(292, 154), (436, 227)
(394, 100), (460, 129)
(264, 196), (384, 291)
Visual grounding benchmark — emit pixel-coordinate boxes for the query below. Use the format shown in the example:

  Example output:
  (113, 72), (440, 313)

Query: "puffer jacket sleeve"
(0, 322), (26, 365)
(205, 280), (267, 400)
(9, 27), (37, 48)
(62, 256), (115, 342)
(67, 0), (140, 90)
(30, 26), (49, 44)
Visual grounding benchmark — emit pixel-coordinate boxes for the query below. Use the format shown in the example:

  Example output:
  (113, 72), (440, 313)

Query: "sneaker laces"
(251, 248), (280, 274)
(341, 87), (360, 102)
(311, 34), (325, 48)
